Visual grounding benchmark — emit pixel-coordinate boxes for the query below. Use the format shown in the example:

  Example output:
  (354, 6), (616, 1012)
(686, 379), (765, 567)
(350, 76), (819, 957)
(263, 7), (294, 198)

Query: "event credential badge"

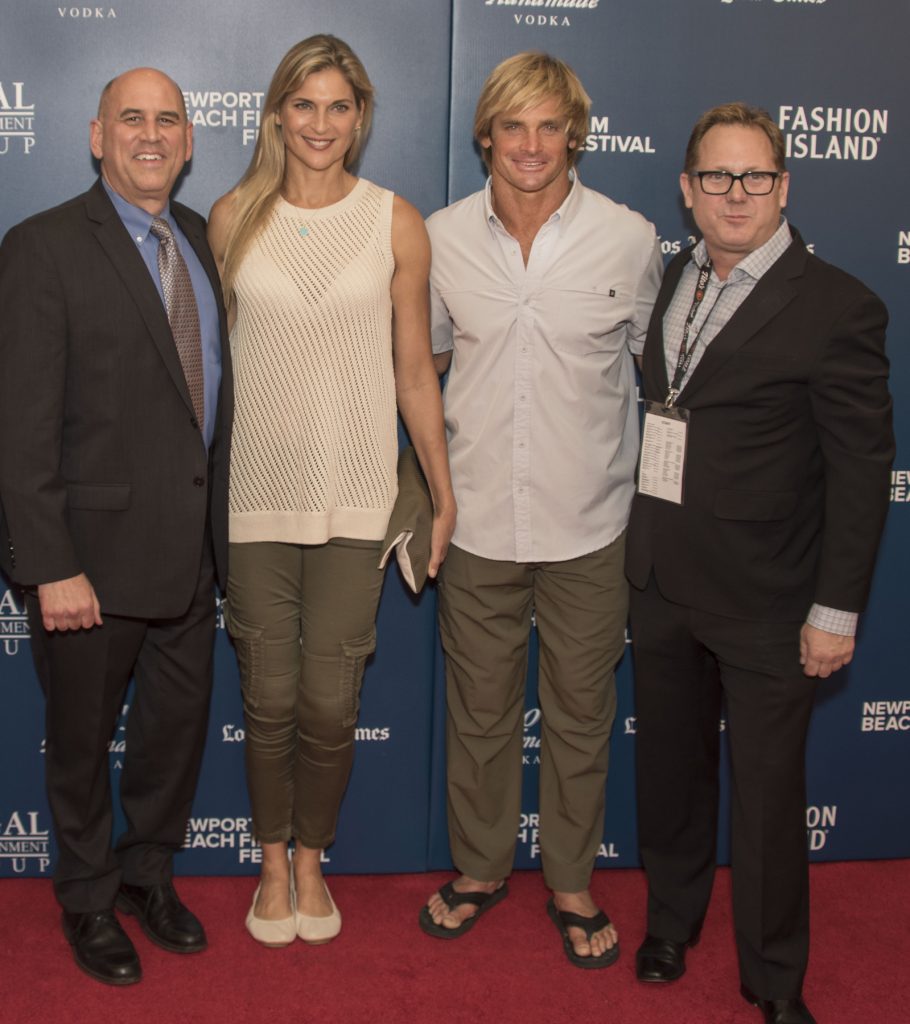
(637, 401), (688, 504)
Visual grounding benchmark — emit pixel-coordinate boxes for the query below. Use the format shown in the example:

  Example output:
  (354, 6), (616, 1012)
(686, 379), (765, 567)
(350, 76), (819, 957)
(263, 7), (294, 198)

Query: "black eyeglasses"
(692, 170), (783, 196)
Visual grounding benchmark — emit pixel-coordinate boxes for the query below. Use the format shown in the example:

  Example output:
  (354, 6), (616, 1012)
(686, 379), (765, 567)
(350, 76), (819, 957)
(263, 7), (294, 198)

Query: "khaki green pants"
(226, 539), (383, 848)
(438, 535), (627, 892)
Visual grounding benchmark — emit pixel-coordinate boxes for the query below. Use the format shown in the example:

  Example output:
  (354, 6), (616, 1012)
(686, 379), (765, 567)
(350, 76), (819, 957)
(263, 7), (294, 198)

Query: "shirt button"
(193, 476), (205, 487)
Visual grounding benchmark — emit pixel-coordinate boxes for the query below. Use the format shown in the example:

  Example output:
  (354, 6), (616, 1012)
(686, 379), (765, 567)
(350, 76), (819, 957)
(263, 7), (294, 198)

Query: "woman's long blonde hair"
(221, 34), (375, 301)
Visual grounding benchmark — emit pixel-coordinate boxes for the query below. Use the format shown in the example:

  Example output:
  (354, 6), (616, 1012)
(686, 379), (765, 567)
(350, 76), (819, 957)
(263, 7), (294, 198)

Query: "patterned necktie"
(150, 217), (205, 432)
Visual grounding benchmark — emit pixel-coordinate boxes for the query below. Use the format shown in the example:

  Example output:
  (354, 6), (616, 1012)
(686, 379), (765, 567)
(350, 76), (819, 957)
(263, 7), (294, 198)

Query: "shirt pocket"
(541, 283), (635, 356)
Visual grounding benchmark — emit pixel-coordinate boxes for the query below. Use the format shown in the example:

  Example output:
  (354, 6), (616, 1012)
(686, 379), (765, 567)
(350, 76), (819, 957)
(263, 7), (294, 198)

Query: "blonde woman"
(208, 35), (455, 947)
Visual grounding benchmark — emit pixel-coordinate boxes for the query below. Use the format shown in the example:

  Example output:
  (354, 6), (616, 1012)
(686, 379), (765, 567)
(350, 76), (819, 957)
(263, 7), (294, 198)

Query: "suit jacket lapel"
(643, 247), (688, 402)
(676, 233), (806, 405)
(85, 180), (195, 413)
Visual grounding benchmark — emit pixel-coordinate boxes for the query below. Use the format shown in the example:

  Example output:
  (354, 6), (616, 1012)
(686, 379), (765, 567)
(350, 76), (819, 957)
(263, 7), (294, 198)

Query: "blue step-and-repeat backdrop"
(1, 0), (907, 879)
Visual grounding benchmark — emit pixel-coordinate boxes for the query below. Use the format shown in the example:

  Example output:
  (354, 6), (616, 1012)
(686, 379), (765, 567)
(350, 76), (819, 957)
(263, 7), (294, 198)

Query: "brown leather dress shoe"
(117, 881), (206, 953)
(741, 984), (817, 1023)
(62, 909), (141, 986)
(635, 932), (700, 982)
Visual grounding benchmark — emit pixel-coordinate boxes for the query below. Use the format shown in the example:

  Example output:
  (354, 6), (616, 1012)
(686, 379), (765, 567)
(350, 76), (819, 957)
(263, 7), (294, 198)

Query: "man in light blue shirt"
(0, 67), (233, 987)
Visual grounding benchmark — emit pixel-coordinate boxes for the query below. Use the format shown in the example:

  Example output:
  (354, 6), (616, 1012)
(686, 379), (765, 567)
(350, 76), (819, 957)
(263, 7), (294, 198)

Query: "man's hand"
(37, 573), (103, 632)
(799, 623), (854, 678)
(427, 503), (456, 579)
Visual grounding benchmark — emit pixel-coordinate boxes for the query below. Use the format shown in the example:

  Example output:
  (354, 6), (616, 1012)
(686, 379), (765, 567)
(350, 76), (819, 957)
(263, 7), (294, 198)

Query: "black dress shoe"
(635, 932), (700, 983)
(116, 882), (207, 953)
(62, 910), (141, 986)
(741, 984), (817, 1024)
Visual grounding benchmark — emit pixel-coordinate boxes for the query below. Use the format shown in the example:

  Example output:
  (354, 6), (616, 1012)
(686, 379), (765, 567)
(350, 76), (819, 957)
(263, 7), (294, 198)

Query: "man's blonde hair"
(473, 52), (590, 170)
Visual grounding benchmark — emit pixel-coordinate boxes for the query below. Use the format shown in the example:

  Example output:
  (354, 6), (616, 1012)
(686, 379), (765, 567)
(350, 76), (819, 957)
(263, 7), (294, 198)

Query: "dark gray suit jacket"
(626, 229), (894, 622)
(0, 179), (233, 618)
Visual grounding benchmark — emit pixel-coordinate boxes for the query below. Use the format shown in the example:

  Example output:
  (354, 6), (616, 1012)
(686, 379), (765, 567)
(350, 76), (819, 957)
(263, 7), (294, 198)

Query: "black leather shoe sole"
(69, 952), (142, 987)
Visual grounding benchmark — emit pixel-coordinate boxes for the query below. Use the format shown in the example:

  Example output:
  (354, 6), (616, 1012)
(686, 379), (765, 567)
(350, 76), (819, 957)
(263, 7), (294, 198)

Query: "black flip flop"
(418, 880), (509, 939)
(546, 897), (620, 969)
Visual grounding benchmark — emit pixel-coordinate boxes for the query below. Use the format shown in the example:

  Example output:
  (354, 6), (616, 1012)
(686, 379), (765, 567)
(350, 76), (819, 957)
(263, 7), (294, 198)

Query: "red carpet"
(1, 862), (907, 1023)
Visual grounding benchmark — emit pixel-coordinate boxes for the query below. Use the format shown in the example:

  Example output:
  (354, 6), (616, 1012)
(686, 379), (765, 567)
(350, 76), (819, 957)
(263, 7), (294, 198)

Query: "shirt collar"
(102, 177), (173, 245)
(691, 216), (792, 282)
(484, 169), (581, 232)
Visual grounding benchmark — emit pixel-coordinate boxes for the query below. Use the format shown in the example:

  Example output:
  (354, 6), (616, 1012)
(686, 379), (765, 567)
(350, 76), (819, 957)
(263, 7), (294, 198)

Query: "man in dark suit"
(0, 68), (232, 986)
(625, 103), (893, 1024)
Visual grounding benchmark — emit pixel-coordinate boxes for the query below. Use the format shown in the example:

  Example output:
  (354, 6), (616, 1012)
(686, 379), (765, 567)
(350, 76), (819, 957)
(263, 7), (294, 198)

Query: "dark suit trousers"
(26, 545), (216, 914)
(631, 575), (817, 1000)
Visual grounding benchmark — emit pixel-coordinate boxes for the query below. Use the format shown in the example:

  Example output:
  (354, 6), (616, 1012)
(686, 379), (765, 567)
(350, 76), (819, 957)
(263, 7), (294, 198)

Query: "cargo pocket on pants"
(222, 598), (266, 709)
(339, 627), (376, 728)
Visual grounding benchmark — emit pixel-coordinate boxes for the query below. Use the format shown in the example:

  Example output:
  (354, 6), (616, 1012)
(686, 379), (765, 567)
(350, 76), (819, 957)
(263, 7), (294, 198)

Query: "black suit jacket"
(626, 229), (894, 622)
(0, 179), (233, 618)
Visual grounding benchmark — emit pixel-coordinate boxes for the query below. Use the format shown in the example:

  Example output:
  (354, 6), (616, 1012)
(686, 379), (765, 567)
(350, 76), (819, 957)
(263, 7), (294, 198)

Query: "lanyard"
(665, 259), (714, 408)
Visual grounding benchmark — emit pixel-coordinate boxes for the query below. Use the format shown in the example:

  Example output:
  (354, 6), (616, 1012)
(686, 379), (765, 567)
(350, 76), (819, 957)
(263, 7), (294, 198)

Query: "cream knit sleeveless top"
(229, 179), (398, 544)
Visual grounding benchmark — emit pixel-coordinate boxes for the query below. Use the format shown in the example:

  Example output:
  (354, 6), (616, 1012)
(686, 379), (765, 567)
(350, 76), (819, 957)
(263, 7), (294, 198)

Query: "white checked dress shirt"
(429, 174), (662, 563)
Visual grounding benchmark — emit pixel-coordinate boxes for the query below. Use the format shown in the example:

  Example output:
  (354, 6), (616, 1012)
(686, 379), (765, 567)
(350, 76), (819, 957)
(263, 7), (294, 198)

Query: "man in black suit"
(0, 68), (232, 985)
(625, 103), (893, 1024)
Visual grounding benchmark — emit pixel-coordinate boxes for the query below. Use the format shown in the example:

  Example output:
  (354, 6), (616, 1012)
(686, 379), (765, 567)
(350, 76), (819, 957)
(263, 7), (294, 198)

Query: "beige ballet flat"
(295, 884), (341, 944)
(245, 882), (296, 947)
